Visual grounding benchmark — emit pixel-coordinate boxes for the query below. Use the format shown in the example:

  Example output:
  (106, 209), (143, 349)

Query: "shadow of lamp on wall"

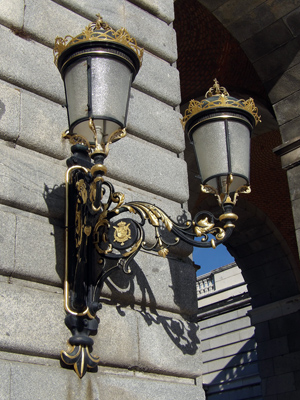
(53, 14), (260, 378)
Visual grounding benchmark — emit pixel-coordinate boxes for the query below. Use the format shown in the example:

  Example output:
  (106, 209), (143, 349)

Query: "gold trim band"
(219, 212), (238, 221)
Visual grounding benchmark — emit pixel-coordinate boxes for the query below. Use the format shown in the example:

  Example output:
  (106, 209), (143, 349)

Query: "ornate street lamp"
(54, 15), (260, 378)
(54, 14), (143, 163)
(182, 79), (260, 205)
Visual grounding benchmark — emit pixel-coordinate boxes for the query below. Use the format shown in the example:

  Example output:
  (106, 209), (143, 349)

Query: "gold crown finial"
(205, 78), (229, 98)
(94, 13), (110, 30)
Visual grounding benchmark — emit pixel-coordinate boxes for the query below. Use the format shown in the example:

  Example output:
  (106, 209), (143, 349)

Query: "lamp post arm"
(62, 160), (239, 377)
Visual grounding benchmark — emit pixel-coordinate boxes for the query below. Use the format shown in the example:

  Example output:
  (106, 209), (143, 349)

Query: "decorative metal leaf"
(61, 345), (99, 379)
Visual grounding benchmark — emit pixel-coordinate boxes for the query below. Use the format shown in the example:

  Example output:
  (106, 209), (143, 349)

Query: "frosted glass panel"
(91, 57), (132, 132)
(229, 120), (251, 181)
(193, 121), (228, 183)
(64, 60), (88, 126)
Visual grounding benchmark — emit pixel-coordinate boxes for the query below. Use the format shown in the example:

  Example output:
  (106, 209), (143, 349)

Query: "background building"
(0, 0), (300, 399)
(197, 263), (261, 399)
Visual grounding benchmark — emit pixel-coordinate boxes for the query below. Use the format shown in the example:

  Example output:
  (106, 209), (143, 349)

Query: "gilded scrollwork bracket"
(62, 145), (240, 378)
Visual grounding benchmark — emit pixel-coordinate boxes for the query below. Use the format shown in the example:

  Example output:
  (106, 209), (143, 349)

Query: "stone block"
(251, 291), (273, 308)
(273, 350), (300, 375)
(258, 358), (274, 378)
(201, 327), (254, 352)
(254, 321), (271, 343)
(202, 347), (258, 374)
(249, 269), (299, 303)
(199, 308), (240, 328)
(248, 233), (284, 255)
(287, 164), (300, 201)
(280, 114), (300, 142)
(0, 24), (64, 104)
(278, 389), (300, 400)
(257, 336), (289, 361)
(0, 207), (63, 285)
(241, 264), (267, 284)
(124, 1), (177, 63)
(0, 0), (24, 29)
(137, 310), (202, 378)
(273, 89), (300, 126)
(201, 317), (253, 339)
(96, 304), (140, 368)
(269, 312), (300, 339)
(0, 358), (205, 400)
(266, 62), (300, 104)
(24, 0), (89, 48)
(0, 80), (20, 142)
(197, 0), (229, 12)
(296, 227), (300, 256)
(0, 80), (68, 162)
(291, 197), (300, 230)
(127, 88), (185, 154)
(239, 244), (286, 269)
(15, 212), (64, 285)
(213, 0), (265, 27)
(253, 36), (300, 83)
(201, 339), (257, 363)
(226, 3), (276, 43)
(227, 0), (297, 43)
(204, 359), (260, 383)
(127, 0), (175, 23)
(101, 252), (197, 315)
(0, 142), (65, 218)
(284, 7), (300, 37)
(0, 279), (68, 357)
(263, 372), (295, 396)
(52, 0), (177, 63)
(241, 19), (293, 63)
(0, 208), (16, 274)
(20, 90), (69, 160)
(288, 330), (300, 353)
(106, 135), (189, 203)
(0, 360), (10, 400)
(133, 51), (181, 107)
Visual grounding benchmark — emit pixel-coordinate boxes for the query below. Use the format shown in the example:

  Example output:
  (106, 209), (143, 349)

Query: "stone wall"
(0, 1), (204, 398)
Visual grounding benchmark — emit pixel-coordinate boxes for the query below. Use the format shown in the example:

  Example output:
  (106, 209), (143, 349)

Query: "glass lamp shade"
(55, 24), (142, 147)
(185, 103), (255, 195)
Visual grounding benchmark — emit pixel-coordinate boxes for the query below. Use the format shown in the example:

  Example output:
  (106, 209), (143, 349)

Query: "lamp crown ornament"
(54, 14), (144, 68)
(181, 79), (261, 129)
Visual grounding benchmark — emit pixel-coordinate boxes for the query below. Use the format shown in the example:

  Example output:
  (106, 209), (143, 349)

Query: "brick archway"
(175, 0), (300, 397)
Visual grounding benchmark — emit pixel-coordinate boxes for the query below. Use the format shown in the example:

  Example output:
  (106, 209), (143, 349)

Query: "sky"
(193, 239), (235, 276)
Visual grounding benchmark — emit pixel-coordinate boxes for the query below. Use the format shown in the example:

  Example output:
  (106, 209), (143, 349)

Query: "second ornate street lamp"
(53, 15), (260, 378)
